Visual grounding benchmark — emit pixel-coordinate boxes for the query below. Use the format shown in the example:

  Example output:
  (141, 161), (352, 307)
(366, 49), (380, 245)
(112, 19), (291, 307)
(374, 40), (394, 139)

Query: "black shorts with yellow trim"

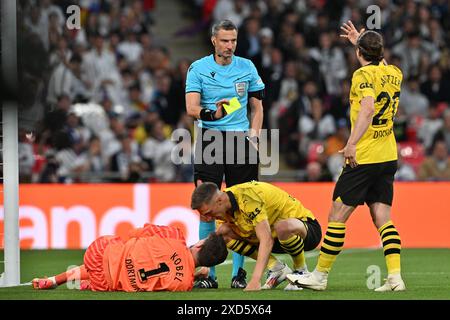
(333, 160), (397, 207)
(272, 218), (322, 253)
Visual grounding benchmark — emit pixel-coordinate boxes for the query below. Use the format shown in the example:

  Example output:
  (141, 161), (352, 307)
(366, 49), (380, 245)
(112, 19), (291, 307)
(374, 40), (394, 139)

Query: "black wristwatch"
(247, 136), (259, 145)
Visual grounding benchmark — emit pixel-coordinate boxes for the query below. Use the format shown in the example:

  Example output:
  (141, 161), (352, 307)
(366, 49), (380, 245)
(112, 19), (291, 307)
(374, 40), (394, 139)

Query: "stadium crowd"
(14, 0), (450, 183)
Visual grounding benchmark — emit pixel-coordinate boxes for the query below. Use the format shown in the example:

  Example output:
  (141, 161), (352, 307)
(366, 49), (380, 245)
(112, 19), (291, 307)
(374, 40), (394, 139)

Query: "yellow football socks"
(378, 220), (402, 275)
(279, 235), (306, 270)
(316, 222), (346, 273)
(227, 239), (279, 269)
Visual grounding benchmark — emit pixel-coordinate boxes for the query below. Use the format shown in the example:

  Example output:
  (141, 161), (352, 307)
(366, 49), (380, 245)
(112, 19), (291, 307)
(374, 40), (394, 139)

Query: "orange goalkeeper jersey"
(126, 223), (187, 241)
(102, 225), (195, 292)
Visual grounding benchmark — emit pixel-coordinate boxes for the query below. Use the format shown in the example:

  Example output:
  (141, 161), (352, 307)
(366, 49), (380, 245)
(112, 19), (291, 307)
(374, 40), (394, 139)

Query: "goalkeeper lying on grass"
(32, 224), (227, 292)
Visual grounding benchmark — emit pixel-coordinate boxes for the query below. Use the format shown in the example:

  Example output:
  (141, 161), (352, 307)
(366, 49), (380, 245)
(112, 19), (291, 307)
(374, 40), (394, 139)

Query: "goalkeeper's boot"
(375, 273), (406, 292)
(32, 277), (57, 290)
(261, 262), (292, 289)
(284, 267), (309, 291)
(194, 276), (218, 289)
(231, 267), (247, 289)
(286, 269), (328, 291)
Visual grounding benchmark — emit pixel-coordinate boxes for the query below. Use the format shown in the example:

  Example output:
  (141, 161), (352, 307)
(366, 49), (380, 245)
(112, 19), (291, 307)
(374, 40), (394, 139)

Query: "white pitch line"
(328, 272), (450, 276)
(0, 282), (31, 288)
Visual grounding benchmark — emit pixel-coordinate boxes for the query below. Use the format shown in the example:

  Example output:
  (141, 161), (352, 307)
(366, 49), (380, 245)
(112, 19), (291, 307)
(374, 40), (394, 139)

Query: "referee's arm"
(249, 96), (263, 138)
(186, 92), (202, 118)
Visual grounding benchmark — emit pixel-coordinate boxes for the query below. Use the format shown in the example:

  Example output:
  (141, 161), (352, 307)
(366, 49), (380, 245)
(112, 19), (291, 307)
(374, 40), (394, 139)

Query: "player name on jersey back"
(349, 62), (403, 164)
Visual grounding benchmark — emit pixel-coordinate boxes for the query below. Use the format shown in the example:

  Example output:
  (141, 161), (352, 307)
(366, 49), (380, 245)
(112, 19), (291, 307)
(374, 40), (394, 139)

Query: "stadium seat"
(398, 142), (425, 172)
(307, 141), (325, 163)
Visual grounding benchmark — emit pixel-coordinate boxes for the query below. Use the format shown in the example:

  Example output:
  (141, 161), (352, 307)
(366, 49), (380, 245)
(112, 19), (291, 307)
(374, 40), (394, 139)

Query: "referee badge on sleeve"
(235, 82), (247, 97)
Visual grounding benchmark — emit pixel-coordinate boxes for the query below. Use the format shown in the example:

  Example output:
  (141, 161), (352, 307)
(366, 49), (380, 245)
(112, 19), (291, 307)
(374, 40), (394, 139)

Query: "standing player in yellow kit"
(288, 21), (406, 291)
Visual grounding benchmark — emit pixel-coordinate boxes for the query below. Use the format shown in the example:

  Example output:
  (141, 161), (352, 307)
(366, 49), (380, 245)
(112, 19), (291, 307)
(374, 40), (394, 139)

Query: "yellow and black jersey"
(349, 62), (403, 164)
(219, 181), (316, 241)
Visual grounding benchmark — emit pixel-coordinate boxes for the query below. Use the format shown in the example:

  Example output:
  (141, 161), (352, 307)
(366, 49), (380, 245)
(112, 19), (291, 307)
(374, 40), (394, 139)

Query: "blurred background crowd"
(9, 0), (450, 183)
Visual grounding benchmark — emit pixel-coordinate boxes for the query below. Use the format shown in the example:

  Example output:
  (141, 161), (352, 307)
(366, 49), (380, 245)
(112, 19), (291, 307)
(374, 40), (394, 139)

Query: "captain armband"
(248, 89), (265, 100)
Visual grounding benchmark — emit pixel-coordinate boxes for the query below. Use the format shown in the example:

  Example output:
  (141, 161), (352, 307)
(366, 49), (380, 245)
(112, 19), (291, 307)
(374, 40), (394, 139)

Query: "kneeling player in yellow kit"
(191, 181), (322, 291)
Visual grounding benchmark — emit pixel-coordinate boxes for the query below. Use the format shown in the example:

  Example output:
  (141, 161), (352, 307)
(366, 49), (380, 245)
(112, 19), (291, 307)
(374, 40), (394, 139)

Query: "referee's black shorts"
(333, 160), (398, 207)
(193, 128), (259, 188)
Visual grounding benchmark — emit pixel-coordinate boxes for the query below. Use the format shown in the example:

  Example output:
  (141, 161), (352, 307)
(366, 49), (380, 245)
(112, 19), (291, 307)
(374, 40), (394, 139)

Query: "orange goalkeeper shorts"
(83, 235), (122, 291)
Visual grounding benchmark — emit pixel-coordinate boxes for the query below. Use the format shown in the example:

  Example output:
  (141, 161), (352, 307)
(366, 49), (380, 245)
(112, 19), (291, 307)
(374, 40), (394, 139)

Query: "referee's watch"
(247, 136), (259, 145)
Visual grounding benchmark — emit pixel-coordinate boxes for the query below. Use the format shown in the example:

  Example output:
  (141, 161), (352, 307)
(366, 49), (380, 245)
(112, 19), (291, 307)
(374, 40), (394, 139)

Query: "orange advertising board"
(1, 182), (449, 249)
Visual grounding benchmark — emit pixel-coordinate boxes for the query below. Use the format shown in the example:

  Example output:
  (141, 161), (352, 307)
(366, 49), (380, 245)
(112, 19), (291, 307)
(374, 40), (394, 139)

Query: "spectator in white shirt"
(117, 32), (143, 66)
(417, 104), (443, 151)
(19, 129), (35, 183)
(142, 120), (176, 182)
(400, 76), (430, 119)
(41, 0), (66, 29)
(49, 38), (72, 69)
(24, 5), (49, 50)
(392, 30), (440, 79)
(110, 134), (145, 182)
(47, 54), (88, 106)
(213, 0), (250, 28)
(309, 31), (347, 95)
(82, 33), (124, 106)
(299, 97), (336, 155)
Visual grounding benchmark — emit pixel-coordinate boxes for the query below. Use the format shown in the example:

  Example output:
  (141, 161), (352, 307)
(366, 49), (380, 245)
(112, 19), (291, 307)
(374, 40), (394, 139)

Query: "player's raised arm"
(341, 20), (388, 65)
(340, 20), (364, 45)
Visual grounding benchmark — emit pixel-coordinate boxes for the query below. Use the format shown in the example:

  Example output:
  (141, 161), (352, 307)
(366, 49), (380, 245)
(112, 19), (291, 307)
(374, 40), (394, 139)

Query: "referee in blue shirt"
(185, 20), (265, 289)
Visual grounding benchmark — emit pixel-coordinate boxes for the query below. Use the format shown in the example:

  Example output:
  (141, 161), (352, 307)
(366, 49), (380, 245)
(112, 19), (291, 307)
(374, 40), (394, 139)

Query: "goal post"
(0, 107), (20, 287)
(0, 0), (20, 287)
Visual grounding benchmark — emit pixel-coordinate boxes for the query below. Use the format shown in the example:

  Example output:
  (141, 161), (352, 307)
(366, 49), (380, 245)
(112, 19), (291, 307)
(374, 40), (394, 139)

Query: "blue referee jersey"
(185, 54), (265, 131)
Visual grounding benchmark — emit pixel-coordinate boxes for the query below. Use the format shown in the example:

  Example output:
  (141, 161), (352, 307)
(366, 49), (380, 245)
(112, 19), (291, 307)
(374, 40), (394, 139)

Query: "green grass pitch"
(1, 248), (449, 300)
